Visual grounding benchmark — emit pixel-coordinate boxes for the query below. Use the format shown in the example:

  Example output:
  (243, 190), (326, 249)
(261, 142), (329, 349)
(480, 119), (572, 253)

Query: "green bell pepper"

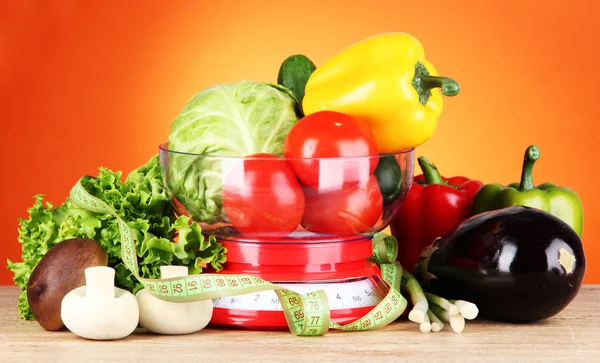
(472, 145), (584, 237)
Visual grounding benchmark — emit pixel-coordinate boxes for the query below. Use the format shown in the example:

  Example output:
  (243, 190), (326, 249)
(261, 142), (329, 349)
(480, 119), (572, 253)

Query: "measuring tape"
(213, 278), (384, 311)
(69, 178), (408, 336)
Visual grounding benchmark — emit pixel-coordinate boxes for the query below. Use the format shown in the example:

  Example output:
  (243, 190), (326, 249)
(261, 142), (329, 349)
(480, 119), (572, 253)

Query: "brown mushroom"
(26, 238), (108, 331)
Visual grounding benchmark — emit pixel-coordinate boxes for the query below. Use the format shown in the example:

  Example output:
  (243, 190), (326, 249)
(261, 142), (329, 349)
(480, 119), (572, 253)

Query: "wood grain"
(1, 286), (599, 362)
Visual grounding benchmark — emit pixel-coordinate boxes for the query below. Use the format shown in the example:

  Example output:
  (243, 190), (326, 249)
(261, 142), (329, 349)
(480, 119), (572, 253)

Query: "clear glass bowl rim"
(159, 142), (414, 161)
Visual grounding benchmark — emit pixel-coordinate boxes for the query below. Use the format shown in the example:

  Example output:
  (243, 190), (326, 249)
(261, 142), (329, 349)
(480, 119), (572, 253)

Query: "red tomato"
(283, 110), (379, 188)
(222, 153), (305, 238)
(300, 175), (383, 236)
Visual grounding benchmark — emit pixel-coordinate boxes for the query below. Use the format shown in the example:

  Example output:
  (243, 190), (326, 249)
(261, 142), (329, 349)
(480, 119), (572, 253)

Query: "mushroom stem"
(160, 265), (189, 279)
(84, 266), (116, 299)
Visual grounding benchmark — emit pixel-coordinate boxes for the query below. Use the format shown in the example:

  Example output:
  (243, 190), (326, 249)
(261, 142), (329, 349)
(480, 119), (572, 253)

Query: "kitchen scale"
(156, 141), (415, 330)
(209, 234), (392, 329)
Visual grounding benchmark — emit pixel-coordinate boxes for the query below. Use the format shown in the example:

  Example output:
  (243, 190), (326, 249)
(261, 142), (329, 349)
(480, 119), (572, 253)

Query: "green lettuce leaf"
(7, 154), (227, 320)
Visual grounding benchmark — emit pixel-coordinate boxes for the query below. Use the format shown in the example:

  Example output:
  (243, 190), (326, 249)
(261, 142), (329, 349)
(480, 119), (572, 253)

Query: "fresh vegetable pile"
(164, 85), (390, 237)
(393, 145), (586, 324)
(6, 31), (587, 338)
(8, 156), (226, 320)
(163, 33), (459, 237)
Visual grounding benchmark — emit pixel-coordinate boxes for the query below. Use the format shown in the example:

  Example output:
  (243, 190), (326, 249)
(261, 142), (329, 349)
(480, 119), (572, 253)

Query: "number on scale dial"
(213, 278), (384, 311)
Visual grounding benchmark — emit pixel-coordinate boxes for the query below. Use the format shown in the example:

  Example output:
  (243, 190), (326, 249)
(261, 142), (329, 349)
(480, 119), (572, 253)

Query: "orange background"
(1, 0), (598, 285)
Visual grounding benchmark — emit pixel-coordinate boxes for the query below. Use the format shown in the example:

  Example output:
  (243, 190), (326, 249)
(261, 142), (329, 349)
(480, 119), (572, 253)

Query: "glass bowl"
(159, 142), (414, 242)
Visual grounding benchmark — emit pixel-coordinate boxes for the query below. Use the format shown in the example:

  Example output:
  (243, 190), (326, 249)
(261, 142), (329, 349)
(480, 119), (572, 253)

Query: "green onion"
(401, 270), (428, 324)
(420, 311), (431, 333)
(425, 292), (459, 316)
(449, 299), (479, 320)
(430, 304), (465, 333)
(427, 309), (444, 332)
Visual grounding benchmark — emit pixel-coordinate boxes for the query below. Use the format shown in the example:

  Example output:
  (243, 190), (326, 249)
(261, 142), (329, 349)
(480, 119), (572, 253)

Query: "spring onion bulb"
(427, 309), (444, 332)
(420, 312), (431, 333)
(430, 304), (465, 334)
(450, 299), (479, 320)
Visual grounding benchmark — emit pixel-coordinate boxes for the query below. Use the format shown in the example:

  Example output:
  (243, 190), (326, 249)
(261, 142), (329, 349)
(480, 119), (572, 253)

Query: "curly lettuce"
(7, 155), (227, 320)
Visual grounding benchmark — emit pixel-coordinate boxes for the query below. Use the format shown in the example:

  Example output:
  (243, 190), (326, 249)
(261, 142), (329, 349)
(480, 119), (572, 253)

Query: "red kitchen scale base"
(208, 235), (390, 330)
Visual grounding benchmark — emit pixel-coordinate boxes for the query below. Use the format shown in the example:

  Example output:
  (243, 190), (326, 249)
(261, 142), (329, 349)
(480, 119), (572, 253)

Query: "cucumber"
(277, 54), (317, 110)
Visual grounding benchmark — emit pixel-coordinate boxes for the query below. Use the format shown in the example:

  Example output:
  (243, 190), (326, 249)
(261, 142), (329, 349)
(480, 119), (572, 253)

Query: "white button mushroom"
(136, 265), (214, 335)
(60, 266), (139, 340)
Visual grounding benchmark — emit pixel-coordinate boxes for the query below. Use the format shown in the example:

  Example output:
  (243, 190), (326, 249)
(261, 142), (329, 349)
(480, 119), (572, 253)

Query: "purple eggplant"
(415, 206), (586, 323)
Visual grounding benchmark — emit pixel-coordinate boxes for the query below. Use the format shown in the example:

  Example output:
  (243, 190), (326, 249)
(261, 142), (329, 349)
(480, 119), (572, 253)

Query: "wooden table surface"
(1, 286), (599, 362)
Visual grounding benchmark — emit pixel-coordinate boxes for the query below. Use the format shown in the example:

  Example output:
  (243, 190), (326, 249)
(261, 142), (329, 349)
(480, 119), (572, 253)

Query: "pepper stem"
(418, 156), (447, 185)
(518, 145), (540, 191)
(412, 62), (460, 105)
(421, 75), (460, 97)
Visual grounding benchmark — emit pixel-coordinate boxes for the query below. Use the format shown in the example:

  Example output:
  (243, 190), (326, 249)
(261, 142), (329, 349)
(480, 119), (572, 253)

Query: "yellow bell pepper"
(302, 32), (460, 153)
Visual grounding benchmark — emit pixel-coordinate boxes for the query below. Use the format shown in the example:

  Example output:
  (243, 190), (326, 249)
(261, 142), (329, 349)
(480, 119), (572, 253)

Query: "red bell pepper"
(390, 156), (483, 271)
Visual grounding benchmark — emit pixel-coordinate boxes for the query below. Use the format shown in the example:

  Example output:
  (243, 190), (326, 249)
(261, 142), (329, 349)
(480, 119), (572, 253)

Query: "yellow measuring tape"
(69, 178), (407, 336)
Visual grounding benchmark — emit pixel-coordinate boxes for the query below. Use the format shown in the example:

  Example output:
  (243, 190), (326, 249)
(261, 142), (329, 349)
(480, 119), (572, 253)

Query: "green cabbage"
(167, 81), (302, 224)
